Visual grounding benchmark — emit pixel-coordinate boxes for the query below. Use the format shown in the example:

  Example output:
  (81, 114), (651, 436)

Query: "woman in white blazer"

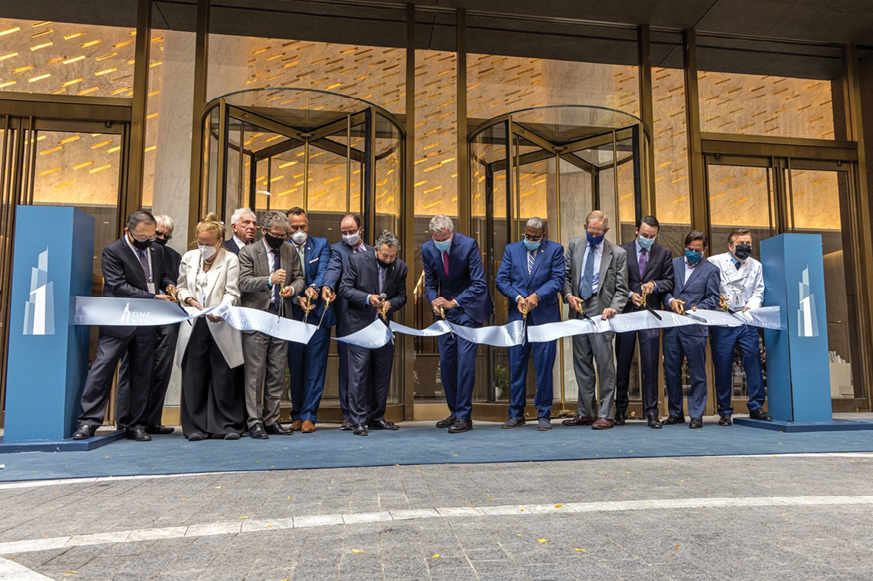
(176, 214), (245, 441)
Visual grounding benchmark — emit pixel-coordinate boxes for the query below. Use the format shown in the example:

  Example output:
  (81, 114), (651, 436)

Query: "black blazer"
(162, 245), (182, 287)
(223, 238), (241, 255)
(337, 251), (408, 335)
(620, 240), (674, 314)
(100, 237), (175, 337)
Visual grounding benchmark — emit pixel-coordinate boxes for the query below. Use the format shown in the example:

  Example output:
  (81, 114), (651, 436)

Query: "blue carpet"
(3, 421), (873, 482)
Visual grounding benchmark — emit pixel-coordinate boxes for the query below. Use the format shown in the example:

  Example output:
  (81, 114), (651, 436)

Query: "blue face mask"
(685, 249), (703, 264)
(523, 238), (541, 251)
(586, 230), (605, 247)
(433, 238), (451, 252)
(638, 236), (655, 250)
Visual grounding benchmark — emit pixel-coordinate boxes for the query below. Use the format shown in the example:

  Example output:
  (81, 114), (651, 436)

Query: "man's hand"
(156, 294), (174, 302)
(297, 296), (316, 311)
(743, 306), (751, 312)
(381, 300), (391, 316)
(322, 287), (335, 303)
(566, 295), (582, 312)
(601, 307), (617, 320)
(443, 299), (458, 310)
(670, 298), (684, 314)
(279, 286), (294, 298)
(369, 294), (384, 309)
(640, 281), (655, 295)
(431, 297), (445, 315)
(305, 286), (319, 301)
(690, 305), (698, 312)
(206, 314), (222, 323)
(516, 296), (528, 315)
(525, 293), (539, 310)
(271, 269), (286, 286)
(631, 292), (644, 307)
(166, 284), (176, 296)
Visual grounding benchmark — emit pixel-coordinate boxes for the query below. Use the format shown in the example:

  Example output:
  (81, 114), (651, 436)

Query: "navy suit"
(421, 232), (492, 421)
(662, 258), (720, 420)
(322, 240), (373, 420)
(287, 236), (334, 423)
(223, 238), (241, 255)
(496, 239), (564, 419)
(615, 240), (674, 418)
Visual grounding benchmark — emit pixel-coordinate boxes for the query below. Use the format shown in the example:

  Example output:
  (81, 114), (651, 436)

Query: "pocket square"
(309, 257), (319, 263)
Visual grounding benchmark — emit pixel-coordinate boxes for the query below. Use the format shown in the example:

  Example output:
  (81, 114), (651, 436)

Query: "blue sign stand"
(735, 233), (873, 432)
(0, 206), (124, 453)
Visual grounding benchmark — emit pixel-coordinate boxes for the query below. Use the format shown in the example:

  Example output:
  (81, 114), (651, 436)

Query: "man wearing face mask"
(115, 214), (182, 436)
(421, 215), (492, 434)
(322, 214), (372, 430)
(614, 216), (674, 429)
(708, 228), (771, 425)
(238, 210), (305, 439)
(285, 207), (332, 433)
(495, 217), (565, 431)
(662, 230), (720, 429)
(72, 210), (177, 442)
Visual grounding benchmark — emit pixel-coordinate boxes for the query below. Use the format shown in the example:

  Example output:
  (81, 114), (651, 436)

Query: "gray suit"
(238, 240), (305, 428)
(564, 237), (629, 420)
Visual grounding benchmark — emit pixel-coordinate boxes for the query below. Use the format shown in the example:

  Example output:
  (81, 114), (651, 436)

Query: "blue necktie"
(527, 250), (535, 276)
(580, 244), (595, 300)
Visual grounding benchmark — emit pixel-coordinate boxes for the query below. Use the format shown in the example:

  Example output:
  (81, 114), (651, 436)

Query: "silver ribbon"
(333, 319), (394, 349)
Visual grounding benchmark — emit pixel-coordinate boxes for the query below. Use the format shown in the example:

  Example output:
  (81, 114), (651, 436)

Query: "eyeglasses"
(130, 232), (157, 243)
(156, 230), (172, 241)
(523, 234), (543, 242)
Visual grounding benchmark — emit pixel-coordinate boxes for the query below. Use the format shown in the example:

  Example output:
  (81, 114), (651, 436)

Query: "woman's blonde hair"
(194, 212), (225, 245)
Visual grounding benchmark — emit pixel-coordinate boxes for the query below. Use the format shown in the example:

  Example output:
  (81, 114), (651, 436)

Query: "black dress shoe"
(340, 418), (353, 431)
(353, 424), (368, 436)
(187, 433), (204, 442)
(749, 408), (773, 421)
(614, 411), (627, 426)
(145, 425), (174, 435)
(249, 423), (269, 439)
(646, 414), (662, 429)
(265, 422), (292, 435)
(718, 414), (732, 426)
(127, 428), (152, 442)
(689, 417), (703, 429)
(448, 419), (472, 433)
(436, 416), (456, 429)
(663, 415), (686, 425)
(368, 419), (399, 431)
(72, 424), (94, 440)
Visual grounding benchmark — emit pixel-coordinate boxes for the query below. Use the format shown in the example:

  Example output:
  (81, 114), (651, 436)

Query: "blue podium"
(0, 206), (124, 452)
(734, 233), (872, 432)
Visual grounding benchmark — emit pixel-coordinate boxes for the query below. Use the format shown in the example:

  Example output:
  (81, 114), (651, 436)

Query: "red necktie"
(442, 251), (449, 277)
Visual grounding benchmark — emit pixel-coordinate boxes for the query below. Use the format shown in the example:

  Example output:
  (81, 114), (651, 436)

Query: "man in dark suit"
(495, 217), (565, 431)
(614, 215), (674, 429)
(662, 230), (721, 429)
(421, 215), (492, 433)
(337, 230), (408, 436)
(115, 214), (182, 435)
(238, 210), (305, 439)
(322, 214), (372, 430)
(562, 210), (629, 430)
(286, 207), (333, 433)
(224, 207), (257, 255)
(73, 210), (177, 442)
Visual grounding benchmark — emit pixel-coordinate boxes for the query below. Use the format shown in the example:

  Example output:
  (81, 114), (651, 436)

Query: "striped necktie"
(527, 250), (535, 276)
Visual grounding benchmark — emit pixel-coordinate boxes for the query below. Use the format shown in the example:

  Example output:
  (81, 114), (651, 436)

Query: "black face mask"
(734, 244), (752, 261)
(130, 236), (152, 250)
(154, 237), (168, 247)
(376, 259), (392, 270)
(264, 232), (285, 250)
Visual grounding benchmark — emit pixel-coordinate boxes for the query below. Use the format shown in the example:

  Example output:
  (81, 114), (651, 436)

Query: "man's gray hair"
(429, 215), (454, 234)
(231, 207), (256, 226)
(376, 230), (400, 249)
(126, 210), (155, 231)
(261, 210), (289, 231)
(154, 214), (175, 232)
(526, 217), (545, 231)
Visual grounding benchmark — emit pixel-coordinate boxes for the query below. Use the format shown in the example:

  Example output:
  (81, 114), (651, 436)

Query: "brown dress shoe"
(592, 418), (614, 430)
(302, 420), (315, 433)
(290, 420), (303, 432)
(561, 416), (597, 427)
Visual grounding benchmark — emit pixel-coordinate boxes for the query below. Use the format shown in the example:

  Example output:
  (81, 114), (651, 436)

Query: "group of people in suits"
(72, 206), (771, 442)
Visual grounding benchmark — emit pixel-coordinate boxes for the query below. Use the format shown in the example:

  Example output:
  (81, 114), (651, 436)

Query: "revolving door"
(197, 88), (407, 421)
(469, 105), (650, 419)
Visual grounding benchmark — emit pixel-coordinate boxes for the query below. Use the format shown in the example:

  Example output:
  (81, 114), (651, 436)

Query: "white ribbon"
(333, 319), (395, 349)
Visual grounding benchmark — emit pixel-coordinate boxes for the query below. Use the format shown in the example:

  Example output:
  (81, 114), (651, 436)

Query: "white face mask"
(291, 230), (308, 245)
(343, 231), (361, 246)
(198, 244), (217, 260)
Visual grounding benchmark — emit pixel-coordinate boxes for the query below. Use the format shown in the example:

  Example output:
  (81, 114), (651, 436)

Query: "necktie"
(354, 245), (365, 253)
(379, 265), (386, 294)
(270, 248), (280, 307)
(297, 246), (305, 278)
(639, 247), (648, 279)
(137, 249), (151, 286)
(580, 244), (596, 301)
(442, 251), (449, 277)
(527, 250), (535, 276)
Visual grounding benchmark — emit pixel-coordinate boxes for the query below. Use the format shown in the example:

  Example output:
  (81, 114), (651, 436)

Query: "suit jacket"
(337, 250), (408, 335)
(664, 257), (721, 337)
(223, 238), (242, 255)
(421, 232), (492, 324)
(237, 239), (305, 313)
(100, 237), (176, 338)
(495, 239), (565, 325)
(322, 240), (373, 335)
(175, 247), (243, 368)
(288, 236), (335, 327)
(162, 245), (182, 289)
(620, 240), (674, 314)
(563, 237), (629, 318)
